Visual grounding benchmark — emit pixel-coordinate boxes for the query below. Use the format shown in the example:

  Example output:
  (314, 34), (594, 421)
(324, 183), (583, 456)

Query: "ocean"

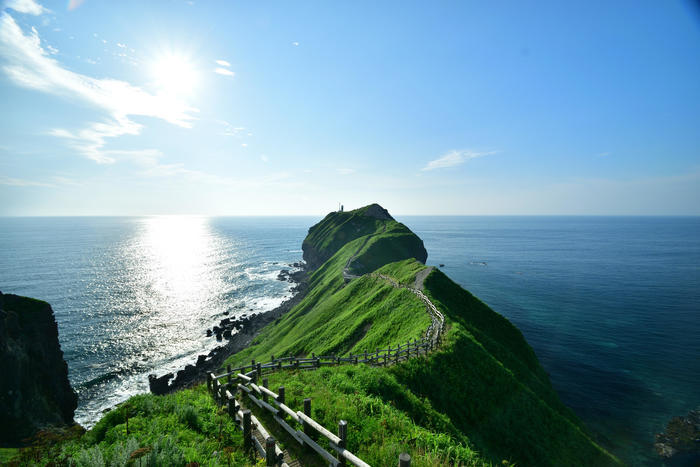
(1, 215), (698, 465)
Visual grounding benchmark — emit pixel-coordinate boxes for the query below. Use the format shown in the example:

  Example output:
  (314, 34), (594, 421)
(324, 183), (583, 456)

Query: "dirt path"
(413, 266), (434, 291)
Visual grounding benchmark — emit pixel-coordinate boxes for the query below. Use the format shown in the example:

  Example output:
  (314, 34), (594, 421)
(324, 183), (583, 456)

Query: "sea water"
(404, 216), (700, 466)
(0, 216), (317, 428)
(1, 215), (698, 465)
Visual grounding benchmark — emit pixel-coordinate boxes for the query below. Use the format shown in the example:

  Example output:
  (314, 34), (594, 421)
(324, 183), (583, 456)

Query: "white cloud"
(4, 0), (47, 15)
(116, 42), (126, 48)
(421, 149), (496, 171)
(48, 116), (143, 163)
(292, 41), (299, 46)
(214, 67), (234, 76)
(0, 175), (54, 187)
(46, 43), (57, 54)
(0, 12), (198, 162)
(68, 0), (85, 11)
(218, 121), (248, 137)
(215, 59), (230, 67)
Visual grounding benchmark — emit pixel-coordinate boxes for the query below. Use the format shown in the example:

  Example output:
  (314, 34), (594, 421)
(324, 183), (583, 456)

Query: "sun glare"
(149, 53), (199, 96)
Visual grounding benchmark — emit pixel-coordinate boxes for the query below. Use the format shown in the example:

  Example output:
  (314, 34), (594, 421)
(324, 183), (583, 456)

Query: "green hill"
(12, 204), (619, 466)
(223, 204), (619, 466)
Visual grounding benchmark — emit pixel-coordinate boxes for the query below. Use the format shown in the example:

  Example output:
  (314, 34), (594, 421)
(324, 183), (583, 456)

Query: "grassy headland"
(8, 204), (619, 466)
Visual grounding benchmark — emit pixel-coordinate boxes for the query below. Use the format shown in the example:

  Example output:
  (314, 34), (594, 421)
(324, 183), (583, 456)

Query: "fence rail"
(206, 273), (443, 465)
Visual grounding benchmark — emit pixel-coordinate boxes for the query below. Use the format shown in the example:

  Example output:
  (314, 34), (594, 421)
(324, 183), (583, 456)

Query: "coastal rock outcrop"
(655, 409), (700, 459)
(0, 292), (78, 445)
(302, 203), (426, 270)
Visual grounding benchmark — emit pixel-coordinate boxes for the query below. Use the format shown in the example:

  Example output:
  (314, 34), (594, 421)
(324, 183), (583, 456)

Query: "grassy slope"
(390, 266), (617, 466)
(13, 385), (250, 466)
(223, 205), (619, 466)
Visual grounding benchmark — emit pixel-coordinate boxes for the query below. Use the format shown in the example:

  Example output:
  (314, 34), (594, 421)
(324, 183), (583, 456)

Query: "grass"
(220, 207), (621, 466)
(247, 365), (489, 466)
(5, 385), (254, 466)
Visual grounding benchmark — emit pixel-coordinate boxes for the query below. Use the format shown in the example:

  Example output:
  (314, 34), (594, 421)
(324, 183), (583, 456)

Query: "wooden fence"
(206, 274), (445, 465)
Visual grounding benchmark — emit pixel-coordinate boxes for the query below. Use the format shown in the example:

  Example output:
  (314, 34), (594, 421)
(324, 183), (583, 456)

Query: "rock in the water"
(148, 373), (174, 395)
(0, 291), (78, 444)
(655, 409), (700, 459)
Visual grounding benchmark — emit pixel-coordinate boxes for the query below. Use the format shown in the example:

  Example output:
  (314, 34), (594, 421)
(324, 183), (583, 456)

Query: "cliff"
(0, 292), (78, 445)
(302, 203), (427, 270)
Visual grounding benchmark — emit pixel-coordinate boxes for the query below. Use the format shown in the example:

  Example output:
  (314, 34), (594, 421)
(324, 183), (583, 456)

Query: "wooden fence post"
(266, 436), (276, 466)
(277, 386), (285, 417)
(207, 373), (212, 392)
(399, 452), (411, 467)
(262, 377), (269, 403)
(242, 410), (252, 453)
(257, 362), (262, 380)
(303, 398), (312, 437)
(338, 420), (348, 466)
(227, 393), (236, 418)
(227, 364), (232, 385)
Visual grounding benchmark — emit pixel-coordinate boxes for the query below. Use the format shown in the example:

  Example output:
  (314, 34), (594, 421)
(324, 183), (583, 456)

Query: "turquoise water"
(1, 215), (698, 464)
(403, 216), (700, 466)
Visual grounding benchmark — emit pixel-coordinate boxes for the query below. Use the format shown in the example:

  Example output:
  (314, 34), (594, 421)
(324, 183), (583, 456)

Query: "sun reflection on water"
(135, 216), (225, 323)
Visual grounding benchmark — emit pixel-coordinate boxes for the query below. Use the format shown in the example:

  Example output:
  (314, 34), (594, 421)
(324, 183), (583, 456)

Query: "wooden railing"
(206, 273), (445, 465)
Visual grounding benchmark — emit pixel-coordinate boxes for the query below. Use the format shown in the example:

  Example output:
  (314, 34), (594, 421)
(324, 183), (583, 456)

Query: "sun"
(149, 53), (199, 96)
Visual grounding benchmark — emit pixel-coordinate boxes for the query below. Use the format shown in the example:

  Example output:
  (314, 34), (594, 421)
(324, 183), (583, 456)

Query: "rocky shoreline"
(148, 265), (307, 395)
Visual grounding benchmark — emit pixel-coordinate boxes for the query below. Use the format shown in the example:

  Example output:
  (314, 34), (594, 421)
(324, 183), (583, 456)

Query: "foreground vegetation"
(8, 385), (251, 466)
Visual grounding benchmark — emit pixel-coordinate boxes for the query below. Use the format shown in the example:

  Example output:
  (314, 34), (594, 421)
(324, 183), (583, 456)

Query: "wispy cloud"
(291, 41), (299, 46)
(421, 149), (496, 171)
(597, 152), (610, 157)
(0, 175), (54, 187)
(336, 168), (356, 175)
(67, 0), (85, 11)
(4, 0), (48, 16)
(48, 116), (143, 163)
(215, 59), (230, 67)
(214, 67), (234, 76)
(0, 12), (198, 162)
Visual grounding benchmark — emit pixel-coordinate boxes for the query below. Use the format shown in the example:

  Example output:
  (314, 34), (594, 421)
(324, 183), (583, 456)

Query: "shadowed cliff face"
(0, 292), (77, 445)
(302, 203), (427, 271)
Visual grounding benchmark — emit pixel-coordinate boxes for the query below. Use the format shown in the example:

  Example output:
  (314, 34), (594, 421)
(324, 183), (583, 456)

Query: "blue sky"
(1, 0), (699, 215)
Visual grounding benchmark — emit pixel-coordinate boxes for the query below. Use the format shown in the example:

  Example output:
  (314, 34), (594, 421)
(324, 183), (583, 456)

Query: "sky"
(0, 0), (699, 216)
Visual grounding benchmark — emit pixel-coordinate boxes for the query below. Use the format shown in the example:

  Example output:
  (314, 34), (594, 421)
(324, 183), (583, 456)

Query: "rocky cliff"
(302, 203), (427, 270)
(0, 291), (77, 445)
